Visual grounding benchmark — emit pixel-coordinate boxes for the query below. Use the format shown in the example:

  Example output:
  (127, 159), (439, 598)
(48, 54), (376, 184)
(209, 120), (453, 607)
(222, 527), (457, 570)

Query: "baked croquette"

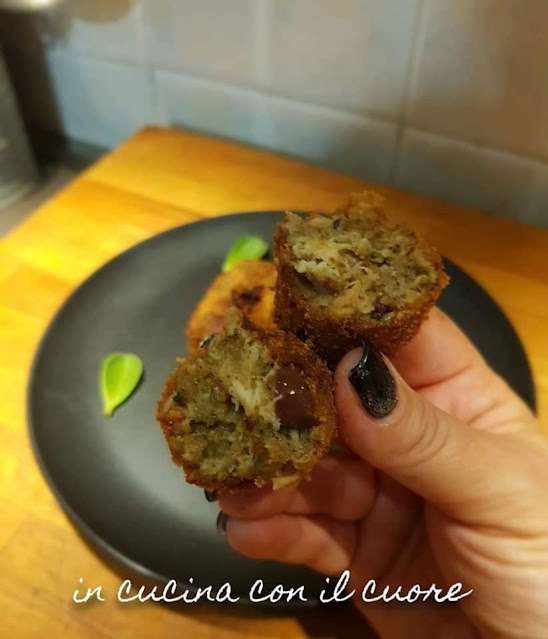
(157, 309), (336, 492)
(274, 191), (449, 367)
(186, 260), (276, 354)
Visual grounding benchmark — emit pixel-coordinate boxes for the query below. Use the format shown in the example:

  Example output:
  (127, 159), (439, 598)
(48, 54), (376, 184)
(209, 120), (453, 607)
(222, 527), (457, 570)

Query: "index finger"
(219, 453), (375, 522)
(391, 306), (484, 389)
(387, 306), (533, 428)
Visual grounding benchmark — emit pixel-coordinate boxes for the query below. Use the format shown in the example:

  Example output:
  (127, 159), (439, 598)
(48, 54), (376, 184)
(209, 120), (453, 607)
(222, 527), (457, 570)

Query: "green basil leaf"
(100, 352), (143, 416)
(221, 236), (269, 272)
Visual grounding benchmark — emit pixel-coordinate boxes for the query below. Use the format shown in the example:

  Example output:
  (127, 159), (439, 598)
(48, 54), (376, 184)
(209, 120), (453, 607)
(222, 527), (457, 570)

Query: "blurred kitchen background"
(1, 0), (548, 230)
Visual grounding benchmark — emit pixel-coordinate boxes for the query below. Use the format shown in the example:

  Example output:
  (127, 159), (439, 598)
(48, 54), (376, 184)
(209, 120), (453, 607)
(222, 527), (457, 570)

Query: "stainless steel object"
(0, 49), (38, 209)
(0, 0), (66, 11)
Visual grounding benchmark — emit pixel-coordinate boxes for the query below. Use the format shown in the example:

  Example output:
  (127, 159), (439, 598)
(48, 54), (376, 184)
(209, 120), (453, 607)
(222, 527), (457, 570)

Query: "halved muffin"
(274, 191), (449, 367)
(158, 309), (336, 492)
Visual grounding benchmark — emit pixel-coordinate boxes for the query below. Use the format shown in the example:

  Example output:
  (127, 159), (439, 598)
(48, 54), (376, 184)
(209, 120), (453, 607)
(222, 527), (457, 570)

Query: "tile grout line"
(134, 0), (163, 126)
(149, 67), (399, 128)
(251, 0), (274, 146)
(387, 0), (427, 185)
(253, 0), (270, 87)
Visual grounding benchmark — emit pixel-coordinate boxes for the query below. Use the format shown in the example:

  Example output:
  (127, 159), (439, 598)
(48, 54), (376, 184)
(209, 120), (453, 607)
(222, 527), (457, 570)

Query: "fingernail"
(348, 341), (397, 419)
(216, 511), (228, 534)
(204, 489), (218, 502)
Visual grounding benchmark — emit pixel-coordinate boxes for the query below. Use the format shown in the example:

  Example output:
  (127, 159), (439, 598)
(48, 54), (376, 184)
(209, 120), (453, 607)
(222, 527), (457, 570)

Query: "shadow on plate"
(72, 524), (378, 638)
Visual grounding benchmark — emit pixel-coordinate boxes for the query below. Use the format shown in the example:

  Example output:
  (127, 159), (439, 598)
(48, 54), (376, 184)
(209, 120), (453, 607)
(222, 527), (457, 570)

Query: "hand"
(219, 308), (548, 638)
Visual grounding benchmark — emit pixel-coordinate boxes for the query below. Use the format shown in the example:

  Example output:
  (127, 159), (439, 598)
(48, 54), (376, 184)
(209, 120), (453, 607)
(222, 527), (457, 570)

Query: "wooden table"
(1, 127), (547, 639)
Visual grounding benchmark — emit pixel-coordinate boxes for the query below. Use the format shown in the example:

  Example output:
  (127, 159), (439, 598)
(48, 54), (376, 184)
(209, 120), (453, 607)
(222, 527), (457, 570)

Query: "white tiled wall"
(143, 0), (258, 86)
(394, 129), (541, 222)
(265, 0), (419, 118)
(1, 0), (547, 227)
(407, 0), (548, 159)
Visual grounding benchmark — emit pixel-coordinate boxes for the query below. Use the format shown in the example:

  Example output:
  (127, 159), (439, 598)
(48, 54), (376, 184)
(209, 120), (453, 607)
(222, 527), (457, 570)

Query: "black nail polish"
(216, 511), (228, 534)
(204, 489), (218, 502)
(348, 341), (397, 419)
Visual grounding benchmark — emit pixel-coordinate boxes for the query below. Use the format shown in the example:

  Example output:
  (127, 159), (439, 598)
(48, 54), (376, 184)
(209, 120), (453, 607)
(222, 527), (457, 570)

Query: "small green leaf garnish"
(100, 352), (143, 416)
(221, 236), (268, 272)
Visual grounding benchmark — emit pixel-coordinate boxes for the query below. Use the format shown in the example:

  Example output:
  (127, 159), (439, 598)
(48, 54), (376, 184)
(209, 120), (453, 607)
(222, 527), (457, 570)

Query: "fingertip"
(224, 517), (249, 554)
(334, 344), (400, 424)
(334, 346), (371, 423)
(224, 517), (278, 559)
(226, 514), (356, 575)
(218, 486), (264, 517)
(335, 347), (363, 379)
(219, 483), (296, 518)
(333, 343), (410, 471)
(333, 347), (364, 422)
(218, 483), (265, 509)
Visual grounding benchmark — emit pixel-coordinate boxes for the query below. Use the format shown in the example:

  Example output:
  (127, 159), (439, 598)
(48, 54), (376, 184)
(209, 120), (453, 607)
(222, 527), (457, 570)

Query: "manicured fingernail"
(216, 511), (228, 534)
(348, 341), (397, 419)
(204, 489), (218, 502)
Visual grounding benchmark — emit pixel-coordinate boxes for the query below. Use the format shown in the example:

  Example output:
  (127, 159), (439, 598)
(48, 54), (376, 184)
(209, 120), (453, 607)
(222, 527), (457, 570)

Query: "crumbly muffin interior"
(165, 314), (319, 487)
(283, 197), (439, 320)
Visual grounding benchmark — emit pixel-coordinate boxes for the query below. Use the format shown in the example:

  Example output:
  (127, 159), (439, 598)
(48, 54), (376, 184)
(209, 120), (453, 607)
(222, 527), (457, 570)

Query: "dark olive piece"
(274, 367), (317, 430)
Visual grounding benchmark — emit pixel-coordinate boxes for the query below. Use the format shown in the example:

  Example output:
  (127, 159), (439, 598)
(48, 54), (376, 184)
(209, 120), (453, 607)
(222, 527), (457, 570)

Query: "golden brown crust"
(186, 259), (276, 354)
(157, 317), (336, 493)
(260, 328), (337, 482)
(273, 191), (449, 368)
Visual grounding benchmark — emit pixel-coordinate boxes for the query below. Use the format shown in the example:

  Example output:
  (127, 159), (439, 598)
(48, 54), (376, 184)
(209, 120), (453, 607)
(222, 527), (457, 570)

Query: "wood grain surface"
(1, 127), (547, 639)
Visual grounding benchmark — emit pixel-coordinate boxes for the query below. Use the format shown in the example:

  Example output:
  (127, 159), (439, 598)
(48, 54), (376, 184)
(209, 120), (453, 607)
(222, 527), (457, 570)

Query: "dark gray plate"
(28, 211), (536, 606)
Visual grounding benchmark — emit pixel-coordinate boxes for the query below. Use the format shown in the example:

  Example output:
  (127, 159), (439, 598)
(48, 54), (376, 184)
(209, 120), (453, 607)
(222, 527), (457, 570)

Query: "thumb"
(334, 343), (510, 519)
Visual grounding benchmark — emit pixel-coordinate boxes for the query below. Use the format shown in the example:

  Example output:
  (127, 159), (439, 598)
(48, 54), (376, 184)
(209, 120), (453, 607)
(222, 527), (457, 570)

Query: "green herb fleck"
(99, 352), (143, 416)
(221, 236), (268, 272)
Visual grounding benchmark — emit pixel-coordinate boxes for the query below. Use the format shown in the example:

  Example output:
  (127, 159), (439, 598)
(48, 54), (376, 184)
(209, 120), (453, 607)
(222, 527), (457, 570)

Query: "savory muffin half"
(158, 309), (336, 492)
(274, 191), (449, 367)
